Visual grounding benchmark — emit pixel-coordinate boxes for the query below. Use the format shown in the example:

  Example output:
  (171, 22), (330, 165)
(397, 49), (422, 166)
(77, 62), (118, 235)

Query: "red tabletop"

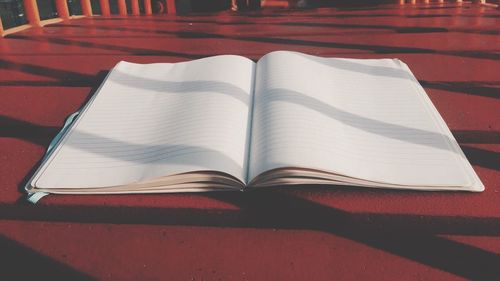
(1, 3), (499, 280)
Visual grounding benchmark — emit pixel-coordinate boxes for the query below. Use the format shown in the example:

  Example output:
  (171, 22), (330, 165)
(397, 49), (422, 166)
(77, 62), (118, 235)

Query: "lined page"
(34, 56), (255, 188)
(249, 51), (482, 190)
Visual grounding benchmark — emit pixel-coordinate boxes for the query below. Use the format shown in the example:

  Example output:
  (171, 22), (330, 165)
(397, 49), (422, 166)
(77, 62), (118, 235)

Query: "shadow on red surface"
(1, 190), (500, 280)
(0, 234), (97, 281)
(1, 109), (499, 280)
(1, 3), (499, 280)
(7, 21), (500, 61)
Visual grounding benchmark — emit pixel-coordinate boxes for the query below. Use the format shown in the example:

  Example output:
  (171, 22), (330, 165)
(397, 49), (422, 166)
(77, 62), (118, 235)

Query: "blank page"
(249, 51), (483, 190)
(33, 56), (255, 188)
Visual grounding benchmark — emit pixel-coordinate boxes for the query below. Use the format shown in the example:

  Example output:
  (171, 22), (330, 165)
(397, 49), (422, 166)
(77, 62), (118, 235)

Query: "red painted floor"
(0, 2), (499, 280)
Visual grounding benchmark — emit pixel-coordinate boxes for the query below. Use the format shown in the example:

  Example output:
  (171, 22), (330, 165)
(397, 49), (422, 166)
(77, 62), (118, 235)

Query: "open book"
(25, 51), (484, 198)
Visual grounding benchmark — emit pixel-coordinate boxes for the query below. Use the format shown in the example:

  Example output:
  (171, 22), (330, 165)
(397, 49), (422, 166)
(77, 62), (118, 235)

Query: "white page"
(249, 51), (482, 190)
(34, 55), (255, 188)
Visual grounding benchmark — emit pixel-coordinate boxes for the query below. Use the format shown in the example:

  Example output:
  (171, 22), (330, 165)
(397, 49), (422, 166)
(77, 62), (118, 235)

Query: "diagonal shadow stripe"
(420, 80), (500, 100)
(2, 198), (500, 235)
(2, 111), (499, 277)
(461, 145), (500, 171)
(1, 189), (500, 280)
(103, 22), (498, 58)
(4, 117), (497, 278)
(0, 234), (97, 281)
(0, 59), (95, 82)
(7, 34), (208, 59)
(2, 113), (499, 169)
(12, 22), (500, 61)
(279, 21), (450, 33)
(0, 69), (109, 87)
(0, 115), (59, 147)
(453, 130), (500, 144)
(1, 10), (499, 279)
(203, 191), (500, 280)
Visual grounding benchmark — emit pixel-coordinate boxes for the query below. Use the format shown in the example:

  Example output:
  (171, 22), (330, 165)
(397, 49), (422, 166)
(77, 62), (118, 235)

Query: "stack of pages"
(26, 51), (484, 197)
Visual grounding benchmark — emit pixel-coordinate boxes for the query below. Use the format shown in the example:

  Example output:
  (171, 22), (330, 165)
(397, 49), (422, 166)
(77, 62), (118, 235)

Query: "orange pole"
(131, 0), (140, 15)
(55, 0), (70, 19)
(99, 0), (111, 16)
(23, 0), (41, 26)
(0, 16), (4, 36)
(167, 0), (176, 14)
(81, 0), (93, 16)
(144, 0), (152, 14)
(117, 0), (127, 15)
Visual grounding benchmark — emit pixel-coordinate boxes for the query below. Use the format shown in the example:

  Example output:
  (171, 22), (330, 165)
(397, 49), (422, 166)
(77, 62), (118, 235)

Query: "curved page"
(249, 51), (482, 190)
(34, 56), (255, 189)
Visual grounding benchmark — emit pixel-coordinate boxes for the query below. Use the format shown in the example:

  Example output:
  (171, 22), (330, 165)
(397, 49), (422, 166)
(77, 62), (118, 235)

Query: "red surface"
(1, 3), (499, 280)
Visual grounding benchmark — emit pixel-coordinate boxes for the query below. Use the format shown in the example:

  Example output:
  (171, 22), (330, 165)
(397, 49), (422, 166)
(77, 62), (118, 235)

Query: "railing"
(1, 0), (498, 36)
(0, 0), (175, 36)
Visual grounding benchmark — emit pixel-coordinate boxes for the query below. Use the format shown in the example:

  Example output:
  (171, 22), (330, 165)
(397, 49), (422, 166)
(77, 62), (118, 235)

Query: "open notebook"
(25, 51), (484, 199)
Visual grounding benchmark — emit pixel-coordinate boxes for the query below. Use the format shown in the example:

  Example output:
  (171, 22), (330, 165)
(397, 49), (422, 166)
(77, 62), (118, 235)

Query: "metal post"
(0, 16), (4, 36)
(144, 0), (152, 14)
(131, 0), (140, 15)
(167, 0), (176, 13)
(118, 0), (127, 15)
(56, 0), (70, 19)
(23, 0), (41, 26)
(81, 0), (93, 16)
(99, 0), (111, 16)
